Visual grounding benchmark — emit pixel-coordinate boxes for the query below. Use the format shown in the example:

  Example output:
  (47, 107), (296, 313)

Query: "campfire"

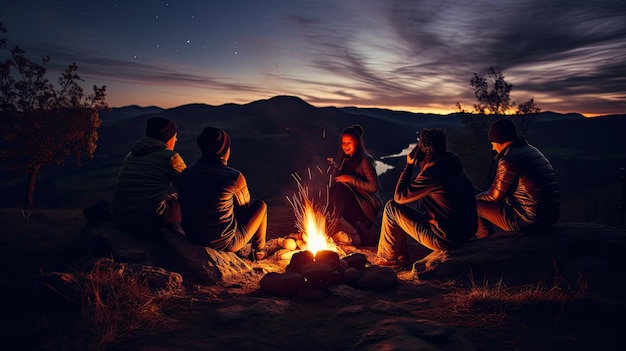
(258, 170), (398, 299)
(276, 171), (342, 261)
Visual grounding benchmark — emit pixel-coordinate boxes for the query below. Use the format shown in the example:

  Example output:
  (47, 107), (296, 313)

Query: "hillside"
(0, 96), (624, 227)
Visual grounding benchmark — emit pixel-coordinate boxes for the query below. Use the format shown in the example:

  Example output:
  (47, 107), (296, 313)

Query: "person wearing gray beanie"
(178, 126), (267, 261)
(476, 118), (560, 238)
(112, 116), (187, 234)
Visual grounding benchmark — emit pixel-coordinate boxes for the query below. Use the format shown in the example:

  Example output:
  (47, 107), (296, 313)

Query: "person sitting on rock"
(178, 126), (267, 261)
(326, 124), (383, 246)
(475, 118), (560, 238)
(111, 116), (186, 234)
(374, 128), (478, 267)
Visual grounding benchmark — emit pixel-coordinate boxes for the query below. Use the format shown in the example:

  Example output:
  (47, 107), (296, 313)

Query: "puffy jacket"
(331, 154), (383, 223)
(395, 152), (477, 244)
(112, 137), (186, 231)
(476, 137), (560, 226)
(178, 156), (250, 246)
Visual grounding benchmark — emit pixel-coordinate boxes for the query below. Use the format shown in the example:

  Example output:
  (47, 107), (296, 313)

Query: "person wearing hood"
(178, 126), (267, 261)
(475, 118), (560, 238)
(112, 116), (187, 234)
(374, 128), (477, 267)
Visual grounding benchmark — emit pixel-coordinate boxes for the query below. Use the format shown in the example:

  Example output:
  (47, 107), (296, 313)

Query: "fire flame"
(301, 201), (336, 256)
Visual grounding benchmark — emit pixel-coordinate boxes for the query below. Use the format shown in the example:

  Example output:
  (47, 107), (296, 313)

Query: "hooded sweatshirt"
(394, 152), (477, 244)
(112, 137), (186, 231)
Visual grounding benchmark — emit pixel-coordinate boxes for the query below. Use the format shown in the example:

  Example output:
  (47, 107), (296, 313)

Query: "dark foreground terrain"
(1, 207), (625, 351)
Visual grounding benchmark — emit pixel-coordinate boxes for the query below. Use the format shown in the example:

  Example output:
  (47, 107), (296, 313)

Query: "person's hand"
(327, 157), (337, 166)
(407, 144), (425, 165)
(334, 175), (351, 183)
(166, 192), (178, 200)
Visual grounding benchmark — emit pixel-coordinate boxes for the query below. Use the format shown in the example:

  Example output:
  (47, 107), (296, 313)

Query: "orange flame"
(301, 202), (336, 256)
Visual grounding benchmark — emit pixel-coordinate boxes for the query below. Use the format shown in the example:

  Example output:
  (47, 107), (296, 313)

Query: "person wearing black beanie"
(178, 126), (267, 261)
(326, 124), (383, 247)
(475, 118), (560, 238)
(111, 116), (187, 234)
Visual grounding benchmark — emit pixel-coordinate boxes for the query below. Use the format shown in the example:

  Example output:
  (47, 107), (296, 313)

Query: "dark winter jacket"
(476, 137), (560, 226)
(178, 156), (250, 246)
(331, 154), (383, 223)
(395, 152), (477, 244)
(112, 137), (186, 231)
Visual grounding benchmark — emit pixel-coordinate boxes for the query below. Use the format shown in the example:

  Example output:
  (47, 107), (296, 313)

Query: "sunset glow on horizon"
(2, 1), (624, 117)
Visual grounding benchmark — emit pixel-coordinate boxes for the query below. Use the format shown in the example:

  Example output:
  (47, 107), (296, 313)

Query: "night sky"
(1, 0), (625, 116)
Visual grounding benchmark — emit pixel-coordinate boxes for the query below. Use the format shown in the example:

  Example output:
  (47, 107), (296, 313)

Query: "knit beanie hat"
(197, 126), (231, 157)
(488, 118), (517, 143)
(146, 116), (177, 143)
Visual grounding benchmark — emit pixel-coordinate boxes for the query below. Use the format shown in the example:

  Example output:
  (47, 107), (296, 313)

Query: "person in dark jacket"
(375, 128), (477, 266)
(178, 126), (267, 261)
(327, 124), (383, 246)
(112, 116), (186, 234)
(475, 118), (560, 238)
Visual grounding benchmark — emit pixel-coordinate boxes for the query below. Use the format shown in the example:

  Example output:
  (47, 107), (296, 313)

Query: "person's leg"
(377, 200), (450, 261)
(476, 200), (526, 235)
(231, 200), (267, 252)
(329, 183), (376, 245)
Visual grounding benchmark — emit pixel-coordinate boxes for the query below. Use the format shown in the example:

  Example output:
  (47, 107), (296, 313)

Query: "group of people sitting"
(108, 115), (560, 267)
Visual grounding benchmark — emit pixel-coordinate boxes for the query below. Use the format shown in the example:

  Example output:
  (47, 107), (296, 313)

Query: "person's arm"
(233, 172), (251, 207)
(339, 157), (379, 193)
(476, 159), (518, 202)
(393, 163), (434, 204)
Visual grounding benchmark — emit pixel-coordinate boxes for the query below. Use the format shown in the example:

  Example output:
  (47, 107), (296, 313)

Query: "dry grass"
(77, 258), (183, 350)
(450, 271), (588, 319)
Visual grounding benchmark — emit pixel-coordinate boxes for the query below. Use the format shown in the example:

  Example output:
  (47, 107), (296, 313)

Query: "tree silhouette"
(0, 23), (108, 216)
(471, 67), (513, 116)
(453, 67), (542, 189)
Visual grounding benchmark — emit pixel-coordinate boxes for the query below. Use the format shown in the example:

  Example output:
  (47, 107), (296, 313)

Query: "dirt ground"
(0, 208), (622, 351)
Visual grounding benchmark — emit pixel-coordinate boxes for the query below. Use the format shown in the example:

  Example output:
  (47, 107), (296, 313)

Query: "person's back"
(112, 117), (186, 233)
(178, 126), (267, 259)
(494, 137), (560, 225)
(476, 118), (560, 238)
(416, 152), (478, 243)
(179, 157), (244, 245)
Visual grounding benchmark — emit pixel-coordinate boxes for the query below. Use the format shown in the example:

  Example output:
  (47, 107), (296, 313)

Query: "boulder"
(414, 223), (626, 297)
(79, 223), (252, 286)
(259, 271), (306, 296)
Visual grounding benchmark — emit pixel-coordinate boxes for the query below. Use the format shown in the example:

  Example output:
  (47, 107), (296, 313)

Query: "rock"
(331, 230), (353, 245)
(159, 228), (251, 285)
(314, 250), (342, 271)
(342, 267), (362, 285)
(413, 223), (626, 297)
(355, 266), (398, 291)
(342, 252), (368, 269)
(79, 223), (155, 265)
(286, 250), (315, 273)
(353, 317), (475, 351)
(300, 262), (342, 288)
(275, 248), (296, 261)
(259, 271), (306, 296)
(79, 223), (252, 286)
(297, 284), (327, 300)
(283, 238), (298, 250)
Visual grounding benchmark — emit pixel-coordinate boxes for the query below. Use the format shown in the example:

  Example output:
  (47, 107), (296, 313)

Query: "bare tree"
(0, 23), (108, 217)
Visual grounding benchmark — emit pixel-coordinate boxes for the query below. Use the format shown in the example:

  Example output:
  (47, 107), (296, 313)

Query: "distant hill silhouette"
(1, 95), (624, 225)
